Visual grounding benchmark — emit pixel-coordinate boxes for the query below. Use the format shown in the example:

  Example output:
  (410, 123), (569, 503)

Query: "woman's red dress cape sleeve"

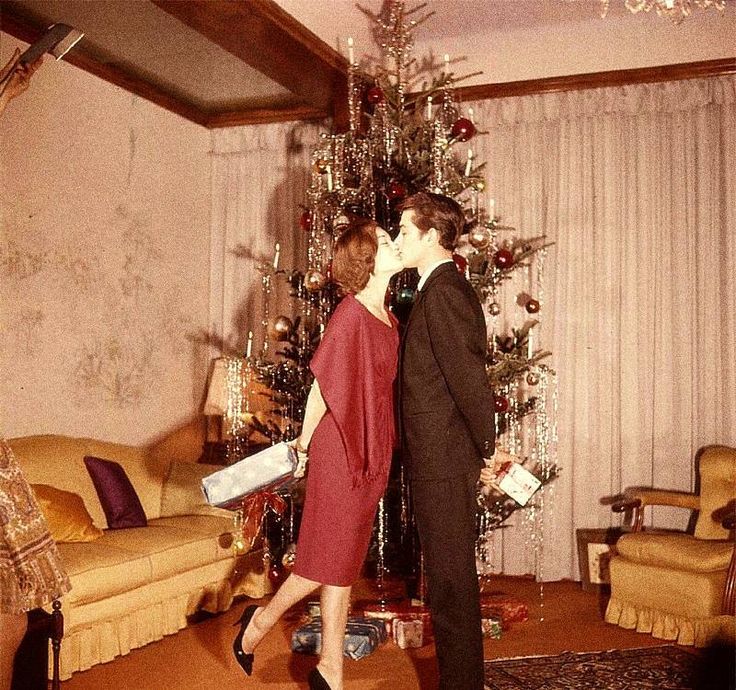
(309, 297), (380, 486)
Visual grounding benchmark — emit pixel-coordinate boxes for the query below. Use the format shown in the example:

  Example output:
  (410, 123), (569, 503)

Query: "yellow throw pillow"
(32, 484), (103, 543)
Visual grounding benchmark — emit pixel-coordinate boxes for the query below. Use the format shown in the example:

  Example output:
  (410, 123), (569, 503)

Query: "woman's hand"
(290, 437), (309, 478)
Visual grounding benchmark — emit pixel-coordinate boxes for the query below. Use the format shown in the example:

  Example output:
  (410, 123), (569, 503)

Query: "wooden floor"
(61, 576), (671, 689)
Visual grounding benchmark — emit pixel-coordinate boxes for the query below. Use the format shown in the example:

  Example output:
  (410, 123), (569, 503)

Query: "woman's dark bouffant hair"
(332, 217), (379, 294)
(398, 191), (464, 251)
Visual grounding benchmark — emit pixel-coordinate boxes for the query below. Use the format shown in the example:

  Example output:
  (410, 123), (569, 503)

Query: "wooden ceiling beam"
(152, 0), (349, 125)
(455, 58), (736, 102)
(0, 7), (210, 126)
(206, 104), (327, 128)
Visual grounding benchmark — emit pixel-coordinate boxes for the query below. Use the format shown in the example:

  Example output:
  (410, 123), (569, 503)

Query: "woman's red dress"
(293, 294), (398, 586)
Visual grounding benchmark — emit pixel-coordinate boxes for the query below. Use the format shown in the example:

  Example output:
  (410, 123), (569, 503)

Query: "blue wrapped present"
(201, 442), (297, 508)
(291, 616), (386, 660)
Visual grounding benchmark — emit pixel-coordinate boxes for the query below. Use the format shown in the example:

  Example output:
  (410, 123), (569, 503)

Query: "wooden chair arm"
(724, 547), (736, 616)
(611, 490), (700, 532)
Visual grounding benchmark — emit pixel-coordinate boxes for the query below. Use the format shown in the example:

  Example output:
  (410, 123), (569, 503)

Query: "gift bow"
(239, 490), (287, 550)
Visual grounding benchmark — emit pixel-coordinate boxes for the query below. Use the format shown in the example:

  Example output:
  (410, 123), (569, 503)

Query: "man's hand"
(479, 449), (516, 490)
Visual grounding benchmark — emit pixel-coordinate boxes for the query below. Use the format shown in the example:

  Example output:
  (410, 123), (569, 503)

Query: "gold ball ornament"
(489, 302), (501, 316)
(273, 315), (293, 340)
(526, 372), (540, 386)
(304, 269), (326, 292)
(468, 226), (491, 250)
(312, 158), (329, 174)
(473, 179), (486, 192)
(281, 543), (297, 569)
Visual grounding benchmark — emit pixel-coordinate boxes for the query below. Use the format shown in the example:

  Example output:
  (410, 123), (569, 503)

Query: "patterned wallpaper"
(0, 36), (211, 444)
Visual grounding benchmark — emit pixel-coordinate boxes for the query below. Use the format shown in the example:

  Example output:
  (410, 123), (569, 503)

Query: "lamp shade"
(203, 358), (230, 416)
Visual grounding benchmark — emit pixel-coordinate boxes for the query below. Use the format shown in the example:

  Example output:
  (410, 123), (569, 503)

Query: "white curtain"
(210, 76), (735, 581)
(209, 123), (322, 356)
(470, 75), (736, 580)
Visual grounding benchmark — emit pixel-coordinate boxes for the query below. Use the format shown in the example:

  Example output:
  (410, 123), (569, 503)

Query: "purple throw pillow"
(83, 456), (147, 529)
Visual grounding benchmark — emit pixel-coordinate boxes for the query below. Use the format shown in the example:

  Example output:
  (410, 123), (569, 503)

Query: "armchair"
(605, 445), (736, 646)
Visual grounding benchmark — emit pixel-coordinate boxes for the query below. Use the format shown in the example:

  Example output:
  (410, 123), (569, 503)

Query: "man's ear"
(425, 227), (439, 245)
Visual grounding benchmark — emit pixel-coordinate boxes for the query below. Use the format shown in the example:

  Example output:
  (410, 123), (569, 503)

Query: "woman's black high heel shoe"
(232, 604), (258, 676)
(308, 667), (333, 690)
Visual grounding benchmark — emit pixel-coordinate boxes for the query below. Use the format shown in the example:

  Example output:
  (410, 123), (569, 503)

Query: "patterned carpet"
(484, 645), (735, 690)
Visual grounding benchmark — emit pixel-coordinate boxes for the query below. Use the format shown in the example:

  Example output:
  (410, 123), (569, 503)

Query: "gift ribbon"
(239, 490), (287, 551)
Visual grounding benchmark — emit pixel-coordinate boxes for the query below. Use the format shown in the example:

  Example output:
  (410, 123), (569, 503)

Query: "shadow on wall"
(146, 416), (207, 465)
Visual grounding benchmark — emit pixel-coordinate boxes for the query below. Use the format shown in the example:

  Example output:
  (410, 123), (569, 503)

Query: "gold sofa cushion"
(32, 484), (103, 543)
(617, 532), (733, 572)
(99, 522), (230, 581)
(57, 541), (152, 605)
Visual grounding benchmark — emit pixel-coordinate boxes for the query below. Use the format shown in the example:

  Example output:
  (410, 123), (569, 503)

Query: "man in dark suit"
(397, 192), (500, 690)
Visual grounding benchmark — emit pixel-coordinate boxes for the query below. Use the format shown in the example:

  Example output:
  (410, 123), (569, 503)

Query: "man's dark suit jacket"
(401, 261), (495, 479)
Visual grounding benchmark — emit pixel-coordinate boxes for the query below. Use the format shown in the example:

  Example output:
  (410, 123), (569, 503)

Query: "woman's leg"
(241, 572), (320, 653)
(316, 584), (351, 690)
(0, 612), (27, 690)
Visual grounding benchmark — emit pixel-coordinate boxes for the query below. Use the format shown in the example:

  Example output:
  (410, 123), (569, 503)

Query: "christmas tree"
(216, 0), (559, 581)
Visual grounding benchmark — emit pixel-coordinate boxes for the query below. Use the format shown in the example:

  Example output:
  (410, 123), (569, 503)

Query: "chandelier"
(600, 0), (727, 22)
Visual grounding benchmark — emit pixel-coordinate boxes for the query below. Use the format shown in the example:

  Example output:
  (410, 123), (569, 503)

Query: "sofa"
(8, 426), (272, 680)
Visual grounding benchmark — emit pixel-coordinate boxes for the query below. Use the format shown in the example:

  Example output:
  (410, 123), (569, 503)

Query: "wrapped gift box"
(361, 602), (433, 641)
(480, 594), (529, 628)
(497, 461), (542, 506)
(291, 616), (386, 660)
(481, 616), (502, 639)
(394, 618), (424, 649)
(201, 442), (296, 508)
(306, 600), (321, 619)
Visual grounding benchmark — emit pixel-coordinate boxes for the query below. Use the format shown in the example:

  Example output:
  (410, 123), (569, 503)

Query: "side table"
(12, 600), (63, 690)
(575, 527), (627, 592)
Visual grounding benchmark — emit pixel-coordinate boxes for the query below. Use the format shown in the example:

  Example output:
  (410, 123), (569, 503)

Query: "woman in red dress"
(232, 218), (402, 690)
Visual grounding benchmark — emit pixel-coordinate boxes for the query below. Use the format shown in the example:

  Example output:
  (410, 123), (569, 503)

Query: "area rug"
(484, 645), (735, 690)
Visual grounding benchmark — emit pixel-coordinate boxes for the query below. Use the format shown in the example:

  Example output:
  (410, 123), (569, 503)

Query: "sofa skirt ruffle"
(605, 596), (736, 647)
(51, 550), (271, 679)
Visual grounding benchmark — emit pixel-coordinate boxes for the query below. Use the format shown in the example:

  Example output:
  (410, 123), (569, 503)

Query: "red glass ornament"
(493, 248), (514, 269)
(386, 179), (407, 201)
(452, 253), (468, 274)
(494, 396), (509, 413)
(366, 86), (384, 104)
(299, 210), (312, 232)
(450, 117), (476, 142)
(525, 298), (540, 314)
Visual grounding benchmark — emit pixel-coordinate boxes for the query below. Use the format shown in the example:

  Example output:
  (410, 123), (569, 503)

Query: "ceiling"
(1, 0), (733, 129)
(0, 0), (350, 127)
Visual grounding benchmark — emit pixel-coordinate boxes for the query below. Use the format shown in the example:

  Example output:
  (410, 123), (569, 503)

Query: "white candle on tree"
(426, 95), (433, 119)
(465, 149), (473, 177)
(246, 330), (253, 358)
(273, 242), (280, 270)
(347, 37), (355, 66)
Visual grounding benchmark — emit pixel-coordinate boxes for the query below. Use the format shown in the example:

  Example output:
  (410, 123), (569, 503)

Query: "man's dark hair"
(398, 191), (464, 251)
